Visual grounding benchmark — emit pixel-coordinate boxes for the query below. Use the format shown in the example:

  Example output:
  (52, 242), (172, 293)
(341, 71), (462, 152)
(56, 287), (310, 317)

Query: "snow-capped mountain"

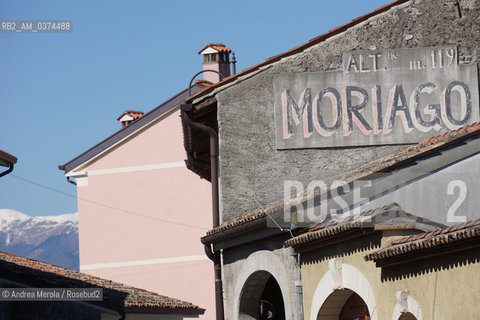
(0, 209), (79, 270)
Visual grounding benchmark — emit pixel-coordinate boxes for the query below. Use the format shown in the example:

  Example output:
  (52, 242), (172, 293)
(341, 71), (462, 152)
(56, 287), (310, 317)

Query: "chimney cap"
(198, 43), (233, 55)
(117, 110), (144, 121)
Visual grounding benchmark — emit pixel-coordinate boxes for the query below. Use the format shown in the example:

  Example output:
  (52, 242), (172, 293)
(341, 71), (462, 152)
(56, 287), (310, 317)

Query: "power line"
(252, 196), (294, 238)
(9, 174), (209, 231)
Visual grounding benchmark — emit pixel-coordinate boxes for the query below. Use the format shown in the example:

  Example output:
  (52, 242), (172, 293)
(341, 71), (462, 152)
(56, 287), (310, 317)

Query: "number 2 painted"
(446, 180), (467, 223)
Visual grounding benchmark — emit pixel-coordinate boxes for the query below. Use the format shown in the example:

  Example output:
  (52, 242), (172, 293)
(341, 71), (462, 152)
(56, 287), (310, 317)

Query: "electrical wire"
(8, 174), (209, 231)
(104, 260), (209, 279)
(252, 196), (294, 238)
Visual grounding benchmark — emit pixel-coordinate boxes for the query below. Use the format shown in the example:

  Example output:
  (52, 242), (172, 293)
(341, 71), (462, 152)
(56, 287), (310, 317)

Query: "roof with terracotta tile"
(0, 251), (204, 315)
(342, 121), (480, 180)
(201, 209), (274, 245)
(117, 110), (144, 121)
(198, 43), (233, 54)
(194, 79), (214, 87)
(203, 122), (480, 241)
(284, 203), (445, 248)
(188, 0), (409, 104)
(205, 210), (271, 236)
(365, 218), (480, 263)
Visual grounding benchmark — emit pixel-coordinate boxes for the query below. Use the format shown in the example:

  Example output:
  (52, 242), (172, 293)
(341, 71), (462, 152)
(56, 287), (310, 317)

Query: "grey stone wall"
(216, 0), (480, 223)
(222, 245), (300, 320)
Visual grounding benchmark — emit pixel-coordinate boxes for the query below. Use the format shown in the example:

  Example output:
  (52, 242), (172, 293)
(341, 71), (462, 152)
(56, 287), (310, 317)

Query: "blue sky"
(0, 0), (391, 216)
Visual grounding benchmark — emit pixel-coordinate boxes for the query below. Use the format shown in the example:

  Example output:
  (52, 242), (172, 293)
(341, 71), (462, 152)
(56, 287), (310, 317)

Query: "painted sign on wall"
(273, 46), (479, 149)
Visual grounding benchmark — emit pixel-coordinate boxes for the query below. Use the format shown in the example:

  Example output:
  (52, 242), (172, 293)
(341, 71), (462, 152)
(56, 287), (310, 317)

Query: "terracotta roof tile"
(117, 110), (144, 121)
(194, 79), (213, 89)
(365, 218), (480, 262)
(0, 251), (204, 314)
(284, 203), (445, 248)
(205, 210), (272, 236)
(354, 122), (480, 173)
(198, 43), (233, 54)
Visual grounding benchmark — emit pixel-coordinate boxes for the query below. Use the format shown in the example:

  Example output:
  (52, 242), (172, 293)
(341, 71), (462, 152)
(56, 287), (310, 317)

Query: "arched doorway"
(317, 289), (370, 320)
(392, 291), (422, 320)
(398, 312), (417, 320)
(310, 262), (377, 320)
(239, 271), (285, 320)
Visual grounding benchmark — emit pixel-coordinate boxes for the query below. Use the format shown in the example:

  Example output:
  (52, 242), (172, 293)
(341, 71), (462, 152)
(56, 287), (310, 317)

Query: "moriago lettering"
(281, 81), (472, 139)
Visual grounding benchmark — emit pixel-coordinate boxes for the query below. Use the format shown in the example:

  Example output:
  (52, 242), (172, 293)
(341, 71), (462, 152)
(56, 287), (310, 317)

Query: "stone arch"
(310, 262), (377, 320)
(238, 271), (285, 319)
(316, 288), (370, 320)
(392, 292), (422, 320)
(232, 250), (293, 320)
(398, 313), (418, 320)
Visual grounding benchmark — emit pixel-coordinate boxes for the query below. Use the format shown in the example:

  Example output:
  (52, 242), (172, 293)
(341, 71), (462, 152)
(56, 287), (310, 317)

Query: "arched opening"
(317, 289), (370, 320)
(398, 312), (417, 320)
(239, 271), (285, 320)
(392, 292), (422, 320)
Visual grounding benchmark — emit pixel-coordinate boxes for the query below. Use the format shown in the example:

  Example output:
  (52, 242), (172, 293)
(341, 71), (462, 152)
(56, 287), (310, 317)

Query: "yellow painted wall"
(300, 232), (480, 320)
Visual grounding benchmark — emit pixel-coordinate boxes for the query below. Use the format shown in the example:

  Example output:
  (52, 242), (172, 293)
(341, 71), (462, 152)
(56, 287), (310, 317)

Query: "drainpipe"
(205, 244), (223, 320)
(0, 163), (14, 178)
(295, 279), (303, 320)
(58, 164), (77, 186)
(180, 104), (219, 227)
(180, 103), (224, 320)
(66, 176), (77, 186)
(295, 252), (303, 320)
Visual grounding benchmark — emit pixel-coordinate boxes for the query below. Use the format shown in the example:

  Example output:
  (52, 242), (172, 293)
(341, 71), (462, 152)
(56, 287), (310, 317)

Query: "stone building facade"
(181, 0), (480, 319)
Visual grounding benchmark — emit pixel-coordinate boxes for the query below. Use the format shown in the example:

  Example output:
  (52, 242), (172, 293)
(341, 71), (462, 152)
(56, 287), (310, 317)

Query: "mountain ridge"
(0, 209), (79, 270)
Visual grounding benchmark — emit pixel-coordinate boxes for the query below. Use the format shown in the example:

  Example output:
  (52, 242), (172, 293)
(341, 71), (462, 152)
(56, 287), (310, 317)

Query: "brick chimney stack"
(198, 43), (233, 83)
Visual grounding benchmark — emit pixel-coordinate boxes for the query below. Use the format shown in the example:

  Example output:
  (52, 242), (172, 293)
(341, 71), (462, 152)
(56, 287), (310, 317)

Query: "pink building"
(59, 44), (234, 320)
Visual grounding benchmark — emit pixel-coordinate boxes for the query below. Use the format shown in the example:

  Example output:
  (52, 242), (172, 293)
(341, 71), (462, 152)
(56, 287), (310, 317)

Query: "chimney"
(198, 43), (234, 83)
(117, 110), (144, 128)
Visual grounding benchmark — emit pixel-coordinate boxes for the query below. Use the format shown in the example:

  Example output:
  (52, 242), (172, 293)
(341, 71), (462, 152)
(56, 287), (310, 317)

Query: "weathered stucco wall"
(216, 0), (480, 223)
(222, 244), (300, 320)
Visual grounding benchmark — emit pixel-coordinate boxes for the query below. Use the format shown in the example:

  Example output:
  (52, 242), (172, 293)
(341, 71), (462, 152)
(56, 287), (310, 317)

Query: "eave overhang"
(181, 97), (218, 181)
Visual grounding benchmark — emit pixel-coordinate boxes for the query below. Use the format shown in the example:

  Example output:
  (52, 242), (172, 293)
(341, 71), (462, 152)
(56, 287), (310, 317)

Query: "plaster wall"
(214, 0), (480, 223)
(300, 233), (480, 320)
(74, 109), (214, 320)
(86, 109), (186, 170)
(222, 247), (300, 320)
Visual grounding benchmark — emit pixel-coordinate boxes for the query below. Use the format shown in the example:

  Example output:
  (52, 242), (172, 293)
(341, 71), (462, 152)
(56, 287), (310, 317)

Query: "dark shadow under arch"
(239, 271), (285, 320)
(317, 288), (370, 320)
(399, 312), (417, 320)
